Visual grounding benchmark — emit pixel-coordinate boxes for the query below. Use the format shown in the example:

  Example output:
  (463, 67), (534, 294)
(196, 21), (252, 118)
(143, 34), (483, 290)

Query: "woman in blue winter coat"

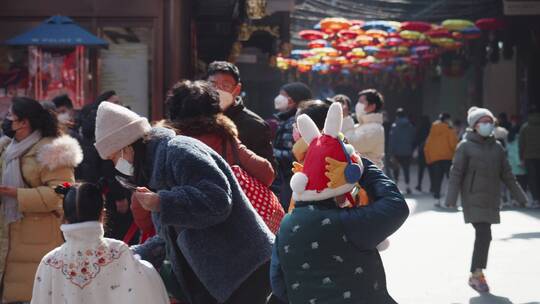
(93, 100), (274, 304)
(271, 103), (409, 304)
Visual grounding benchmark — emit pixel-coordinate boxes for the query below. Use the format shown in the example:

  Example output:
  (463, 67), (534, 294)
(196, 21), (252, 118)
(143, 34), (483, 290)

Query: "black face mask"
(2, 119), (16, 138)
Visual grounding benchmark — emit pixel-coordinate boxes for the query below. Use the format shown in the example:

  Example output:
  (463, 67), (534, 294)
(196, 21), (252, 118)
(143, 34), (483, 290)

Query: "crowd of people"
(0, 60), (537, 303)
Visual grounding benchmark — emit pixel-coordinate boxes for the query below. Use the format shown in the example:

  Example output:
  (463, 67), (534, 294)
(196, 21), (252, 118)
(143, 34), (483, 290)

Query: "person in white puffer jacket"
(344, 89), (386, 169)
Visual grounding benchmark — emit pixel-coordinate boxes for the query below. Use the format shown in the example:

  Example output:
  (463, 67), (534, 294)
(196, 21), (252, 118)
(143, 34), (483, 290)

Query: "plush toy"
(291, 103), (369, 207)
(291, 103), (363, 203)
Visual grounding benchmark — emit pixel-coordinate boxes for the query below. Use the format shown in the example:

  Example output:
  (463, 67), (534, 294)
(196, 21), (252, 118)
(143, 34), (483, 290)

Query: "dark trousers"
(525, 159), (540, 201)
(392, 155), (412, 184)
(417, 152), (427, 188)
(183, 262), (271, 304)
(516, 174), (528, 193)
(471, 223), (492, 272)
(430, 160), (452, 198)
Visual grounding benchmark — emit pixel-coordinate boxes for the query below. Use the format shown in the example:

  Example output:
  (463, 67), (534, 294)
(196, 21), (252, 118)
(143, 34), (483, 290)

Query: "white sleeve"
(30, 262), (53, 304)
(137, 259), (170, 304)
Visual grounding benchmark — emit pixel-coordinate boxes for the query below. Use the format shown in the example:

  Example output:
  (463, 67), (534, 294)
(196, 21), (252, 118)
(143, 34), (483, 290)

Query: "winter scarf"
(1, 131), (42, 223)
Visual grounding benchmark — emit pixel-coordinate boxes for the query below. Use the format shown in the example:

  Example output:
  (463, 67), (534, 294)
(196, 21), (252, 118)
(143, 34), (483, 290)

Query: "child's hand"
(133, 187), (161, 212)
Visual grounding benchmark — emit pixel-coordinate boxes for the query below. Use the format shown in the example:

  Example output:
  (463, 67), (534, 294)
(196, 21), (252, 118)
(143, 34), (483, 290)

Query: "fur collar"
(37, 135), (83, 170)
(166, 114), (238, 139)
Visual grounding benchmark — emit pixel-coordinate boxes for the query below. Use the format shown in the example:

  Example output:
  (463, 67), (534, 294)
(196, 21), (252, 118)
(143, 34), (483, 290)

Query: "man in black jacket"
(207, 61), (276, 167)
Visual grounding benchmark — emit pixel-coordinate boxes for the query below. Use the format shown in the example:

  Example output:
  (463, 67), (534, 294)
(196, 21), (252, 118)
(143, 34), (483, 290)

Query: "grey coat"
(446, 131), (528, 224)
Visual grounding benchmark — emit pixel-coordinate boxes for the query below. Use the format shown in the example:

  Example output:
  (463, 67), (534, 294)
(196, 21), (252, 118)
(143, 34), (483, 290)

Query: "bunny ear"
(297, 114), (321, 145)
(324, 102), (343, 138)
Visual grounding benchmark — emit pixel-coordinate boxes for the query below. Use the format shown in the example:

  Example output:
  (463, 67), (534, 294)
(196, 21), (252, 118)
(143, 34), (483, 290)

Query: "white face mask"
(217, 89), (234, 111)
(476, 122), (494, 137)
(355, 102), (367, 122)
(274, 94), (289, 112)
(115, 150), (134, 176)
(57, 112), (72, 124)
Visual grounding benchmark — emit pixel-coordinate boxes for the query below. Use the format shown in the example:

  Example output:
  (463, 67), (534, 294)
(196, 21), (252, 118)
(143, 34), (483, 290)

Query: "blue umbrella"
(4, 15), (108, 47)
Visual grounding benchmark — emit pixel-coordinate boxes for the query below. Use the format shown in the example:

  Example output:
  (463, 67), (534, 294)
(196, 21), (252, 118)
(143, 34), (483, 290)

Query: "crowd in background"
(0, 60), (537, 303)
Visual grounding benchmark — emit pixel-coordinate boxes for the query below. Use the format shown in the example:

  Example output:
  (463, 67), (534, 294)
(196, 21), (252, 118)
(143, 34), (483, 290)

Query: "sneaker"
(415, 185), (422, 192)
(469, 273), (490, 293)
(406, 187), (412, 195)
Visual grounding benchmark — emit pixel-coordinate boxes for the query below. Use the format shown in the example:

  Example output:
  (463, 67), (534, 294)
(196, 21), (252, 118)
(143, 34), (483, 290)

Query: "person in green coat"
(271, 103), (409, 304)
(446, 107), (528, 293)
(519, 104), (540, 207)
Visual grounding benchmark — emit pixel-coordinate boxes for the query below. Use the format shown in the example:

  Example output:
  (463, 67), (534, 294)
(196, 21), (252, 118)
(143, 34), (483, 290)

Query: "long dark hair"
(11, 97), (60, 137)
(132, 138), (149, 187)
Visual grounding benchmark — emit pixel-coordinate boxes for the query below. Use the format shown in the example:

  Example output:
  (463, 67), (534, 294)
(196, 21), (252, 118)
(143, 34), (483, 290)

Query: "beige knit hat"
(94, 102), (152, 159)
(467, 106), (495, 128)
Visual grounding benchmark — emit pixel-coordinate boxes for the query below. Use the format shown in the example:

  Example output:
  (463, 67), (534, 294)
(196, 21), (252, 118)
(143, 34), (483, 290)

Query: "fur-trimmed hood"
(166, 114), (239, 139)
(37, 135), (83, 170)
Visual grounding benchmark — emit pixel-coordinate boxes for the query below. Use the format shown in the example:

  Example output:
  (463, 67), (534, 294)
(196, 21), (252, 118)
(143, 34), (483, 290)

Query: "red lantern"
(336, 42), (354, 53)
(299, 30), (327, 41)
(400, 21), (433, 33)
(355, 35), (376, 46)
(320, 18), (352, 32)
(475, 18), (506, 31)
(350, 20), (365, 27)
(308, 39), (327, 49)
(338, 29), (360, 40)
(425, 28), (452, 39)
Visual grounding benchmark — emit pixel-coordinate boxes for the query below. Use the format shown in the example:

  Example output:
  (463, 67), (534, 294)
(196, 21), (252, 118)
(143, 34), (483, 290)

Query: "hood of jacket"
(464, 129), (496, 145)
(430, 121), (453, 136)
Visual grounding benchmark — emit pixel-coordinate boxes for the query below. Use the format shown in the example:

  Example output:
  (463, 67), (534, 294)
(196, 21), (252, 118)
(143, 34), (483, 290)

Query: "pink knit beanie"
(94, 102), (151, 159)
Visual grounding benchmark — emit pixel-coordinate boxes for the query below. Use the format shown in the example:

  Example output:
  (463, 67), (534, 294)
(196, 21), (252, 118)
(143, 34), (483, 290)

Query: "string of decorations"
(277, 17), (505, 79)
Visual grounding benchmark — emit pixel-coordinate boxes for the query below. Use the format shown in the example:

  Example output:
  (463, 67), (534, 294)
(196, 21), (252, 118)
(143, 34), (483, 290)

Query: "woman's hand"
(0, 186), (17, 198)
(133, 187), (161, 212)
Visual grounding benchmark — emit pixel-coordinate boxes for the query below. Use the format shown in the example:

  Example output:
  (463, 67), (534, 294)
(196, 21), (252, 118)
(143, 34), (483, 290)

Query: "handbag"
(222, 139), (285, 233)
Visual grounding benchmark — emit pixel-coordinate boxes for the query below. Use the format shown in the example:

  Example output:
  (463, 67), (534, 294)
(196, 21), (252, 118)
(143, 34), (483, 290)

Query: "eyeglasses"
(210, 80), (236, 92)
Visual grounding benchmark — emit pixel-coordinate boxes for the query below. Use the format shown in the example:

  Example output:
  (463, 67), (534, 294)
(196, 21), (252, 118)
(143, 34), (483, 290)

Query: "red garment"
(192, 133), (275, 187)
(130, 195), (154, 235)
(302, 135), (348, 192)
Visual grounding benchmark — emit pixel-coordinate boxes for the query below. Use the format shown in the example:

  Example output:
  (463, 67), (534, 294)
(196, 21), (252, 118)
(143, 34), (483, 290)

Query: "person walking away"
(507, 122), (528, 205)
(424, 113), (458, 203)
(0, 97), (82, 302)
(389, 108), (416, 194)
(271, 103), (409, 304)
(273, 82), (312, 209)
(445, 106), (528, 293)
(94, 101), (274, 304)
(30, 182), (169, 304)
(206, 61), (275, 166)
(519, 104), (540, 208)
(415, 115), (431, 192)
(344, 89), (385, 169)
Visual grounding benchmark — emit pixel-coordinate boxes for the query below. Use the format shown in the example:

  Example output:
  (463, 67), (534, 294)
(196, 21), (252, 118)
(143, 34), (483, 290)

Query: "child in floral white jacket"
(30, 182), (169, 304)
